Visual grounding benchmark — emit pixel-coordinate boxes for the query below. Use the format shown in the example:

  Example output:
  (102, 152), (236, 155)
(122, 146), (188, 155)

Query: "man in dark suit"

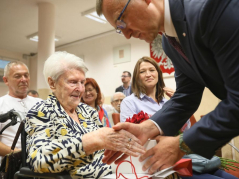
(97, 0), (239, 174)
(115, 71), (132, 96)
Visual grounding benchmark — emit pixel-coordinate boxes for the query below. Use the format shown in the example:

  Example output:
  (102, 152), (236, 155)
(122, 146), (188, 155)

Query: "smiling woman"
(25, 51), (145, 178)
(81, 78), (112, 128)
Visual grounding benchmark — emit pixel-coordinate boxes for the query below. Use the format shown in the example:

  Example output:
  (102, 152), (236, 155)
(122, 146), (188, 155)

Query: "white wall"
(57, 33), (218, 121)
(57, 33), (176, 97)
(0, 33), (218, 121)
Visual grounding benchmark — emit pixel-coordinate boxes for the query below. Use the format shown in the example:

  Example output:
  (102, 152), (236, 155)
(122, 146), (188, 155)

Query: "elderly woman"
(81, 78), (111, 127)
(25, 52), (144, 179)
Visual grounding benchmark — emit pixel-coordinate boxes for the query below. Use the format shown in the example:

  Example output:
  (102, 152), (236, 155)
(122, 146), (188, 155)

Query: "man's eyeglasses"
(116, 0), (131, 34)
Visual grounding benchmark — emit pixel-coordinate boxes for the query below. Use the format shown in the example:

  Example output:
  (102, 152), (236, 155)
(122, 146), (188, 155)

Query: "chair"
(189, 115), (197, 126)
(14, 126), (72, 179)
(112, 113), (120, 125)
(107, 111), (115, 126)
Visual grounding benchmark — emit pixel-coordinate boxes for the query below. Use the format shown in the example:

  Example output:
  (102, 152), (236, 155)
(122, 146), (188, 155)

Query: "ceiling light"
(26, 32), (61, 42)
(81, 8), (107, 24)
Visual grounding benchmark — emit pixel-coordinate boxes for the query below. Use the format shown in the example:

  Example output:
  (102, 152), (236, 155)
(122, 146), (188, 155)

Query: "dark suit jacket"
(151, 0), (239, 158)
(115, 85), (133, 96)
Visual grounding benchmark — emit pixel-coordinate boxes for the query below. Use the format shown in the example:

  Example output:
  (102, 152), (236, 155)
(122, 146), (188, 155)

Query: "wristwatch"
(179, 133), (193, 155)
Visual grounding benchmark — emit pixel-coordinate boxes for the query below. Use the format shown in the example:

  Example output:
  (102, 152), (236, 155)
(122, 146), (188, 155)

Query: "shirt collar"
(139, 93), (167, 104)
(139, 93), (146, 99)
(164, 0), (177, 37)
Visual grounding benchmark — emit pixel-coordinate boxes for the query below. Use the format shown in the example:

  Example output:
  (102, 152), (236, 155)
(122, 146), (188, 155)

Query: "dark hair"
(132, 56), (165, 102)
(123, 71), (131, 77)
(81, 78), (102, 107)
(27, 90), (39, 96)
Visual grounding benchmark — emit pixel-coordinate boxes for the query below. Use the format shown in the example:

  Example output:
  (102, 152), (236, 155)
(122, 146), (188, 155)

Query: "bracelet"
(179, 133), (193, 155)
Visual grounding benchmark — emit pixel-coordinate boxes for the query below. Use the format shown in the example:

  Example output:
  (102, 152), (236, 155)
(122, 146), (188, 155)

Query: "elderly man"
(97, 0), (239, 175)
(111, 92), (125, 113)
(115, 71), (132, 96)
(0, 61), (41, 159)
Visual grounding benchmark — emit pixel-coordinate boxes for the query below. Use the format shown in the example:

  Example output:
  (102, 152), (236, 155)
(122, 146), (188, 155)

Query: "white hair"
(43, 51), (88, 85)
(111, 92), (126, 102)
(4, 61), (29, 77)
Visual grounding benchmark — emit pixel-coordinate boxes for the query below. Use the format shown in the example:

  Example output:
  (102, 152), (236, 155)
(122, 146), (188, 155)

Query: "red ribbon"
(116, 158), (151, 179)
(115, 158), (193, 178)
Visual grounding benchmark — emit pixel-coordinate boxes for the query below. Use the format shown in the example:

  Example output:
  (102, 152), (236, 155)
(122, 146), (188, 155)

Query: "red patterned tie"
(165, 35), (190, 63)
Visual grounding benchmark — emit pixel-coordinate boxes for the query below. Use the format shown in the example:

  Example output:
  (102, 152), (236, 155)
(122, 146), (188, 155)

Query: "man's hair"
(96, 0), (104, 16)
(96, 0), (123, 16)
(81, 78), (102, 108)
(43, 51), (88, 86)
(4, 61), (29, 77)
(123, 71), (131, 77)
(111, 92), (126, 102)
(132, 56), (165, 102)
(27, 90), (39, 96)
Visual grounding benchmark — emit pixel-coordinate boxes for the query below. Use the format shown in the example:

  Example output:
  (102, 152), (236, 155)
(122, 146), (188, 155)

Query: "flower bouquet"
(125, 111), (150, 124)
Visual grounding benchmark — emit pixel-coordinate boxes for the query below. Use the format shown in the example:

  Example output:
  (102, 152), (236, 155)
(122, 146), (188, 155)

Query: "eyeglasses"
(113, 99), (124, 103)
(116, 0), (131, 34)
(121, 75), (129, 78)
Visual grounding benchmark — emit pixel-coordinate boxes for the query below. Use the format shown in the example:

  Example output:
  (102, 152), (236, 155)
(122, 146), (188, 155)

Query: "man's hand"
(102, 120), (160, 164)
(139, 135), (185, 174)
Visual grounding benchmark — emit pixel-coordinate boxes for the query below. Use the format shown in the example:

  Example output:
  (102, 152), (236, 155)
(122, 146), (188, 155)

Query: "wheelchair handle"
(0, 109), (25, 123)
(0, 109), (15, 123)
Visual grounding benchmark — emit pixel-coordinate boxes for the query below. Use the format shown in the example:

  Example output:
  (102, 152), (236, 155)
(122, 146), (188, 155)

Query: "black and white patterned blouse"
(25, 94), (112, 178)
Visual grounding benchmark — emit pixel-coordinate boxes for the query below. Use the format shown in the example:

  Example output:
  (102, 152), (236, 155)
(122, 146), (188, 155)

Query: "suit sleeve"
(183, 0), (239, 158)
(150, 66), (204, 136)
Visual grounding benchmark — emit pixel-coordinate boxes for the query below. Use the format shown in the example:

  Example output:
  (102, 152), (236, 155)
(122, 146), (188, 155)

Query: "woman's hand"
(82, 127), (145, 157)
(102, 120), (160, 164)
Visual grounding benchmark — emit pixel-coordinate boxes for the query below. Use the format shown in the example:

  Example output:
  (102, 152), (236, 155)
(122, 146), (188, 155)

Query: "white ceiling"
(0, 0), (115, 55)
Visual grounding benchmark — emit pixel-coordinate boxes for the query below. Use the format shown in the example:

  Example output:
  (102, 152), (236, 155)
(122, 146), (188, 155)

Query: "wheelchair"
(0, 110), (71, 179)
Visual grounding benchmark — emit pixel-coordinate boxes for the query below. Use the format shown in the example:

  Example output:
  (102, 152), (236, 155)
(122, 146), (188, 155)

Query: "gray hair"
(111, 92), (126, 102)
(4, 61), (29, 77)
(43, 51), (88, 85)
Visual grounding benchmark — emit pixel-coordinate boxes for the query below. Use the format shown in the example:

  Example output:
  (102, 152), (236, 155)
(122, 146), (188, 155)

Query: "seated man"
(111, 92), (125, 113)
(115, 71), (132, 96)
(0, 61), (41, 161)
(101, 93), (115, 114)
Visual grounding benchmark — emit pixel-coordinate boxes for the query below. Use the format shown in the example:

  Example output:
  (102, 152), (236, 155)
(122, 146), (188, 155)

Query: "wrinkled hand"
(163, 87), (175, 98)
(139, 135), (185, 174)
(97, 127), (145, 158)
(103, 121), (159, 164)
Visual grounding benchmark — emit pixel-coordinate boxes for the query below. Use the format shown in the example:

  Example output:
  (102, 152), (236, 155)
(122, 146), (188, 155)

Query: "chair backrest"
(112, 113), (120, 125)
(189, 115), (197, 126)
